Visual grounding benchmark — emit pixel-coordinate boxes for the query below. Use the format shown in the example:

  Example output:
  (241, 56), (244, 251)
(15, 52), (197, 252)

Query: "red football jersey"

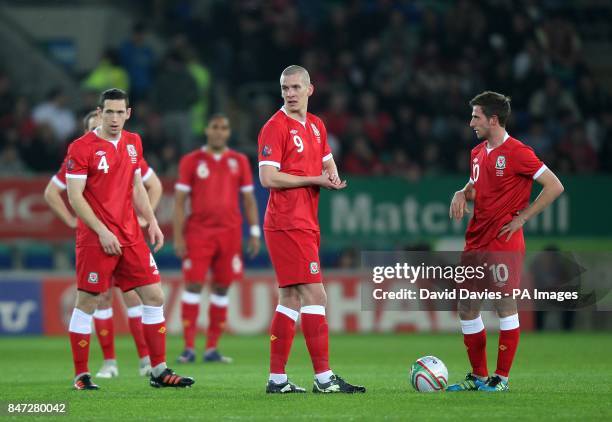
(175, 147), (253, 238)
(65, 129), (146, 247)
(52, 155), (153, 189)
(258, 108), (332, 231)
(465, 133), (546, 250)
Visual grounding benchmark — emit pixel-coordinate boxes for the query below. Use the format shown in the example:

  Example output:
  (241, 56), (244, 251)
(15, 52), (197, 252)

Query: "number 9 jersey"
(257, 107), (332, 232)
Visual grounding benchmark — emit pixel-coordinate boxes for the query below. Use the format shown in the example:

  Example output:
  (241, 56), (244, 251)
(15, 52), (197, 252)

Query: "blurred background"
(1, 0), (611, 335)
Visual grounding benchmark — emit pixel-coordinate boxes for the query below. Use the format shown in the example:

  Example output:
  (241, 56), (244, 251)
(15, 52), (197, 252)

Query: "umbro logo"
(96, 151), (106, 156)
(473, 158), (478, 163)
(290, 129), (298, 135)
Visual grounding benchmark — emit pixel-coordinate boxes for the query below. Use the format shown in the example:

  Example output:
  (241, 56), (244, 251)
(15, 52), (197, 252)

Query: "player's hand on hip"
(449, 190), (470, 220)
(498, 214), (526, 242)
(99, 229), (122, 255)
(148, 221), (164, 252)
(67, 215), (78, 229)
(174, 236), (186, 258)
(247, 236), (261, 258)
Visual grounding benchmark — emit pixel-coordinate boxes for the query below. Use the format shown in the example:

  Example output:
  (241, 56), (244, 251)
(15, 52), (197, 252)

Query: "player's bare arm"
(44, 181), (77, 228)
(133, 171), (164, 252)
(259, 165), (346, 190)
(172, 189), (188, 258)
(449, 182), (475, 220)
(138, 171), (163, 227)
(67, 177), (122, 255)
(498, 169), (564, 241)
(242, 190), (261, 258)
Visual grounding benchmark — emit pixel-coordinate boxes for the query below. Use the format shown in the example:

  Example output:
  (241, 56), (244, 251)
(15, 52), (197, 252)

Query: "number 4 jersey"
(465, 132), (546, 251)
(65, 129), (145, 247)
(257, 107), (332, 231)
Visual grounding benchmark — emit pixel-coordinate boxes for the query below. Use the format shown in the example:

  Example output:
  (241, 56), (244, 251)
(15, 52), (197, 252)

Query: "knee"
(138, 285), (164, 307)
(185, 283), (202, 294)
(97, 290), (112, 309)
(76, 291), (100, 314)
(122, 290), (142, 308)
(211, 283), (228, 296)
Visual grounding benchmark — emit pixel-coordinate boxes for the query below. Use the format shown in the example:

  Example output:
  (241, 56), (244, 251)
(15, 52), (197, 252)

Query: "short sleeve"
(51, 158), (68, 189)
(320, 121), (332, 162)
(140, 158), (154, 182)
(258, 121), (284, 169)
(239, 154), (254, 192)
(175, 155), (193, 192)
(513, 145), (546, 179)
(65, 142), (89, 180)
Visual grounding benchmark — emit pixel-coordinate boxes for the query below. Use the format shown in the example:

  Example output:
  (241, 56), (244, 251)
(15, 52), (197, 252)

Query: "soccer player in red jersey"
(174, 113), (260, 364)
(258, 65), (365, 394)
(447, 91), (564, 392)
(44, 110), (162, 379)
(64, 88), (194, 390)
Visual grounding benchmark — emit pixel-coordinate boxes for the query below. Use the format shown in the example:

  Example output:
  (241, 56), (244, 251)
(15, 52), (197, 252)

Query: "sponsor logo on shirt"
(88, 272), (98, 284)
(309, 261), (320, 275)
(262, 145), (272, 157)
(127, 144), (138, 163)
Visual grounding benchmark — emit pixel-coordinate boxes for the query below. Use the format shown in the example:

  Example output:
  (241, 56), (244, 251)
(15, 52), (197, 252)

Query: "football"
(410, 356), (448, 392)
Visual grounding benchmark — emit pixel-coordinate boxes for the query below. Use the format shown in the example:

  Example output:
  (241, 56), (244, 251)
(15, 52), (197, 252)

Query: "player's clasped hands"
(99, 229), (122, 255)
(319, 171), (347, 190)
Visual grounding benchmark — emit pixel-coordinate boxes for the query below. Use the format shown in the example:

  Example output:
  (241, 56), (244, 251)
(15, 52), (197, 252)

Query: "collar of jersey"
(485, 131), (510, 153)
(280, 106), (307, 127)
(201, 145), (227, 161)
(94, 127), (122, 144)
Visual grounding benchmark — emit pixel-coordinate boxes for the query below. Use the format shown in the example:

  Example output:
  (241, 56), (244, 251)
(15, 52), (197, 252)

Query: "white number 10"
(293, 135), (304, 153)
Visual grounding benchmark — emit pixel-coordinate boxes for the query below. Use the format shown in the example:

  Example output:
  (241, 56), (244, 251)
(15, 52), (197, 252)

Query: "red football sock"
(496, 314), (520, 378)
(301, 306), (331, 374)
(206, 300), (228, 350)
(461, 316), (488, 378)
(270, 306), (298, 374)
(181, 291), (201, 350)
(70, 332), (91, 376)
(93, 309), (115, 360)
(127, 313), (149, 359)
(68, 308), (93, 377)
(142, 306), (166, 368)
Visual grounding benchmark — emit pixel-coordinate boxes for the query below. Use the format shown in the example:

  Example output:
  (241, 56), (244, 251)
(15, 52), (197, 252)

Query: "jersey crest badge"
(262, 145), (272, 157)
(495, 155), (506, 169)
(127, 144), (138, 163)
(227, 158), (238, 173)
(309, 261), (320, 275)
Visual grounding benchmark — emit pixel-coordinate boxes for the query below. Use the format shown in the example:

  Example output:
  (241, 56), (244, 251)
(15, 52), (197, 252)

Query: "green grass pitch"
(1, 333), (611, 420)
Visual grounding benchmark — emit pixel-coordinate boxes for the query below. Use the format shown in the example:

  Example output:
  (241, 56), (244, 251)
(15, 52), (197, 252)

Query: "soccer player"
(447, 91), (564, 392)
(174, 113), (260, 364)
(44, 110), (162, 378)
(258, 65), (365, 394)
(64, 88), (194, 390)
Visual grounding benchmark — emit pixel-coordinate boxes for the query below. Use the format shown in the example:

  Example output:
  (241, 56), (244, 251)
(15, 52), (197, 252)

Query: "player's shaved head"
(280, 65), (310, 86)
(469, 91), (511, 127)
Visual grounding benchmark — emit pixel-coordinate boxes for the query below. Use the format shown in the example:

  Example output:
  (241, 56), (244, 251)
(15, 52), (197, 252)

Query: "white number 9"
(293, 135), (304, 153)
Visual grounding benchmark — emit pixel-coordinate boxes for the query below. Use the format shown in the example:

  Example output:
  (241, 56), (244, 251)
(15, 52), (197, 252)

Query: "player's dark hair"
(469, 91), (511, 127)
(82, 110), (98, 132)
(98, 88), (129, 109)
(207, 113), (229, 125)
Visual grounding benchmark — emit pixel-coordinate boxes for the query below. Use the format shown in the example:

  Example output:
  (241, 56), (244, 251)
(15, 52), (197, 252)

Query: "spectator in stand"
(32, 88), (76, 145)
(342, 136), (384, 176)
(557, 123), (599, 173)
(119, 22), (156, 103)
(83, 49), (130, 92)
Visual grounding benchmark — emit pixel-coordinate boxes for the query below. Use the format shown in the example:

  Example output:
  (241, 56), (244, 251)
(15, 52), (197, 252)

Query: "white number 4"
(98, 156), (109, 173)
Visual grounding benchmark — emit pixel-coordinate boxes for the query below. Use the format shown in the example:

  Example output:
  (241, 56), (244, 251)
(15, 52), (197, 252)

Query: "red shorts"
(461, 231), (525, 294)
(76, 241), (160, 294)
(182, 227), (243, 286)
(265, 229), (322, 288)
